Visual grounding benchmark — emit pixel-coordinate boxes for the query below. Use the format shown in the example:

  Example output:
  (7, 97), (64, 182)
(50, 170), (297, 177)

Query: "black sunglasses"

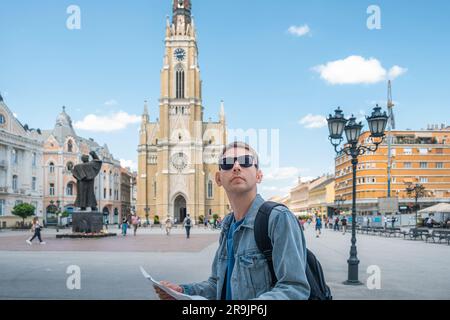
(219, 155), (258, 171)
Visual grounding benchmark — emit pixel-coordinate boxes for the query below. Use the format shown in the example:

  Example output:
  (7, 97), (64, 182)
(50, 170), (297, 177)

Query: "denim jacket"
(181, 194), (310, 300)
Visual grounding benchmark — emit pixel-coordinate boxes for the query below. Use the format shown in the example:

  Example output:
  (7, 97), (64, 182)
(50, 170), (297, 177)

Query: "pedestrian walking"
(341, 216), (348, 235)
(165, 216), (173, 236)
(334, 216), (340, 231)
(315, 216), (322, 238)
(121, 217), (128, 236)
(131, 214), (139, 236)
(183, 214), (192, 239)
(26, 217), (46, 245)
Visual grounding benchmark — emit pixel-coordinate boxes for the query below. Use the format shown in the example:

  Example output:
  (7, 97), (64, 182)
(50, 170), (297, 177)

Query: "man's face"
(215, 147), (263, 194)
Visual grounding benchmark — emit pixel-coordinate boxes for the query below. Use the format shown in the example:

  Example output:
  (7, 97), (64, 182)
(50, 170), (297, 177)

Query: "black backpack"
(254, 201), (332, 300)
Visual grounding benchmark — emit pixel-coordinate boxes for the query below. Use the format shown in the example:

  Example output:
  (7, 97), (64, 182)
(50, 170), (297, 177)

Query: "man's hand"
(154, 281), (183, 300)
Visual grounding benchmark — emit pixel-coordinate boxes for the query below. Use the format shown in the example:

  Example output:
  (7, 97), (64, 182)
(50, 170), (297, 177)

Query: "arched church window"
(67, 140), (73, 153)
(207, 180), (213, 199)
(175, 64), (185, 99)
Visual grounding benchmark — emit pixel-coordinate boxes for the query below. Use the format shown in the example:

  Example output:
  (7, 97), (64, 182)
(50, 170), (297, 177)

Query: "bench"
(425, 230), (450, 244)
(402, 228), (429, 241)
(384, 227), (402, 237)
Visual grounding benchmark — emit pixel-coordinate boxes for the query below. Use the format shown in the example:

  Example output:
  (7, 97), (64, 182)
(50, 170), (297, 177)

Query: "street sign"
(378, 197), (399, 214)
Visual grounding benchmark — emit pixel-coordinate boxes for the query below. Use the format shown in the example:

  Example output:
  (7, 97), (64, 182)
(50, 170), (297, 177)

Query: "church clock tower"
(137, 0), (229, 225)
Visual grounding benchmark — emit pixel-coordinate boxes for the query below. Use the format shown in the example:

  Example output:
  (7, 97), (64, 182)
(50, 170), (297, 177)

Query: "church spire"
(220, 100), (225, 123)
(173, 0), (192, 34)
(142, 100), (149, 123)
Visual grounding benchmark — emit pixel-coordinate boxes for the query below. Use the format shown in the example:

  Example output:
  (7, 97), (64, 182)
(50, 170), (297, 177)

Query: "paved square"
(0, 226), (448, 300)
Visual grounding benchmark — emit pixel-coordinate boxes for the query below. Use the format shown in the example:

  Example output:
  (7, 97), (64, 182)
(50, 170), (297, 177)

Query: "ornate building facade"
(42, 107), (125, 225)
(0, 94), (44, 227)
(137, 0), (229, 224)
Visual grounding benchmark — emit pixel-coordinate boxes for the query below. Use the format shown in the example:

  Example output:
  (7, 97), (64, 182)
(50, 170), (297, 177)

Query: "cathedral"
(137, 0), (230, 224)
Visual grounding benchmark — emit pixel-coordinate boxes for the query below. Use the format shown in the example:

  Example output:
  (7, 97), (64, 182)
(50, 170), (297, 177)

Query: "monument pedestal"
(72, 211), (103, 234)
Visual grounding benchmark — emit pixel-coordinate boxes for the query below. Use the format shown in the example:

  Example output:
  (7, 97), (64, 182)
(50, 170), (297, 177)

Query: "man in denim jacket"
(155, 142), (310, 300)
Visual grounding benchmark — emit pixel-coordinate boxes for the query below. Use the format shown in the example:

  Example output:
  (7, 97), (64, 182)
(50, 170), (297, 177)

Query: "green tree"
(12, 203), (36, 226)
(154, 215), (160, 225)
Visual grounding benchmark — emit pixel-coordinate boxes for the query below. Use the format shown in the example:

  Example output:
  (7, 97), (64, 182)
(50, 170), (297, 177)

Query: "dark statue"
(72, 151), (102, 211)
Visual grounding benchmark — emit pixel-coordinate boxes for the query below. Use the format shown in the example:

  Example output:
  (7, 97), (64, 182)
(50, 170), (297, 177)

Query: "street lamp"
(327, 105), (388, 285)
(335, 195), (346, 215)
(406, 182), (427, 227)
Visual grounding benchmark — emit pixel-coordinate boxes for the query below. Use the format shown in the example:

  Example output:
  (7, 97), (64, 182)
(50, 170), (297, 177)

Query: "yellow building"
(280, 175), (335, 217)
(137, 0), (229, 224)
(308, 176), (335, 217)
(335, 126), (450, 215)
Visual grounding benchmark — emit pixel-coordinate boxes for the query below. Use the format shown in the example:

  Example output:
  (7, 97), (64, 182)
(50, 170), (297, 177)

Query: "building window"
(175, 65), (185, 99)
(11, 149), (18, 164)
(15, 200), (23, 207)
(420, 162), (428, 169)
(0, 114), (5, 125)
(404, 162), (412, 169)
(436, 148), (443, 154)
(67, 183), (74, 196)
(31, 201), (37, 214)
(109, 189), (112, 198)
(67, 140), (73, 153)
(12, 175), (18, 191)
(104, 188), (107, 199)
(32, 177), (37, 191)
(66, 162), (74, 172)
(207, 180), (213, 199)
(403, 148), (412, 155)
(153, 180), (157, 198)
(436, 162), (444, 169)
(32, 153), (37, 167)
(49, 162), (55, 174)
(0, 199), (5, 216)
(49, 183), (55, 196)
(419, 148), (428, 155)
(420, 177), (428, 183)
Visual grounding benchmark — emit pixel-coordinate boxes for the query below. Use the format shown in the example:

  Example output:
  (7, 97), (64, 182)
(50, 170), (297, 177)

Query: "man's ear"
(256, 169), (263, 184)
(215, 171), (222, 187)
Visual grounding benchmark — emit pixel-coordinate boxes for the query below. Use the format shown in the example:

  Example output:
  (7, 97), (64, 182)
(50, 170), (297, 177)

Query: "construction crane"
(387, 80), (395, 198)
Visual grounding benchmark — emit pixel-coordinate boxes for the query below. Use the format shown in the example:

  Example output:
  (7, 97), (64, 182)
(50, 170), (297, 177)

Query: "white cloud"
(299, 114), (327, 129)
(288, 25), (311, 37)
(120, 159), (137, 171)
(264, 167), (304, 181)
(388, 66), (408, 80)
(104, 99), (118, 106)
(313, 55), (407, 85)
(74, 111), (141, 132)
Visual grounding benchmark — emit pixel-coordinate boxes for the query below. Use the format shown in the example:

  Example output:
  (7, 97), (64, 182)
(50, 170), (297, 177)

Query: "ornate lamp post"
(327, 105), (388, 285)
(335, 195), (346, 215)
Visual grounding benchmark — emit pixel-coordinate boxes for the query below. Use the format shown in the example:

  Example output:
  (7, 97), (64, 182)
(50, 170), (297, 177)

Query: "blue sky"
(1, 0), (449, 199)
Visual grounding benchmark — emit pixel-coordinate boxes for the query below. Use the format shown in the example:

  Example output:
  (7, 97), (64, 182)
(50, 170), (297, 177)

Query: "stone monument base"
(72, 211), (103, 234)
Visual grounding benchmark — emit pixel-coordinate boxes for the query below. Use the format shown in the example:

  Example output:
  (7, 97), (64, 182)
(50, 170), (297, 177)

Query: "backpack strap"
(254, 201), (288, 287)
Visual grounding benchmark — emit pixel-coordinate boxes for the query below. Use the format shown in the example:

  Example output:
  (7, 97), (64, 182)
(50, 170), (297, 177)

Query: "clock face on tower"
(174, 48), (186, 61)
(171, 152), (188, 172)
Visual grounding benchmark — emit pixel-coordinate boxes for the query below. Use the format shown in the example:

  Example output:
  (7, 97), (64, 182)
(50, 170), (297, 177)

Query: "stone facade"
(0, 94), (44, 227)
(41, 107), (125, 225)
(137, 0), (230, 224)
